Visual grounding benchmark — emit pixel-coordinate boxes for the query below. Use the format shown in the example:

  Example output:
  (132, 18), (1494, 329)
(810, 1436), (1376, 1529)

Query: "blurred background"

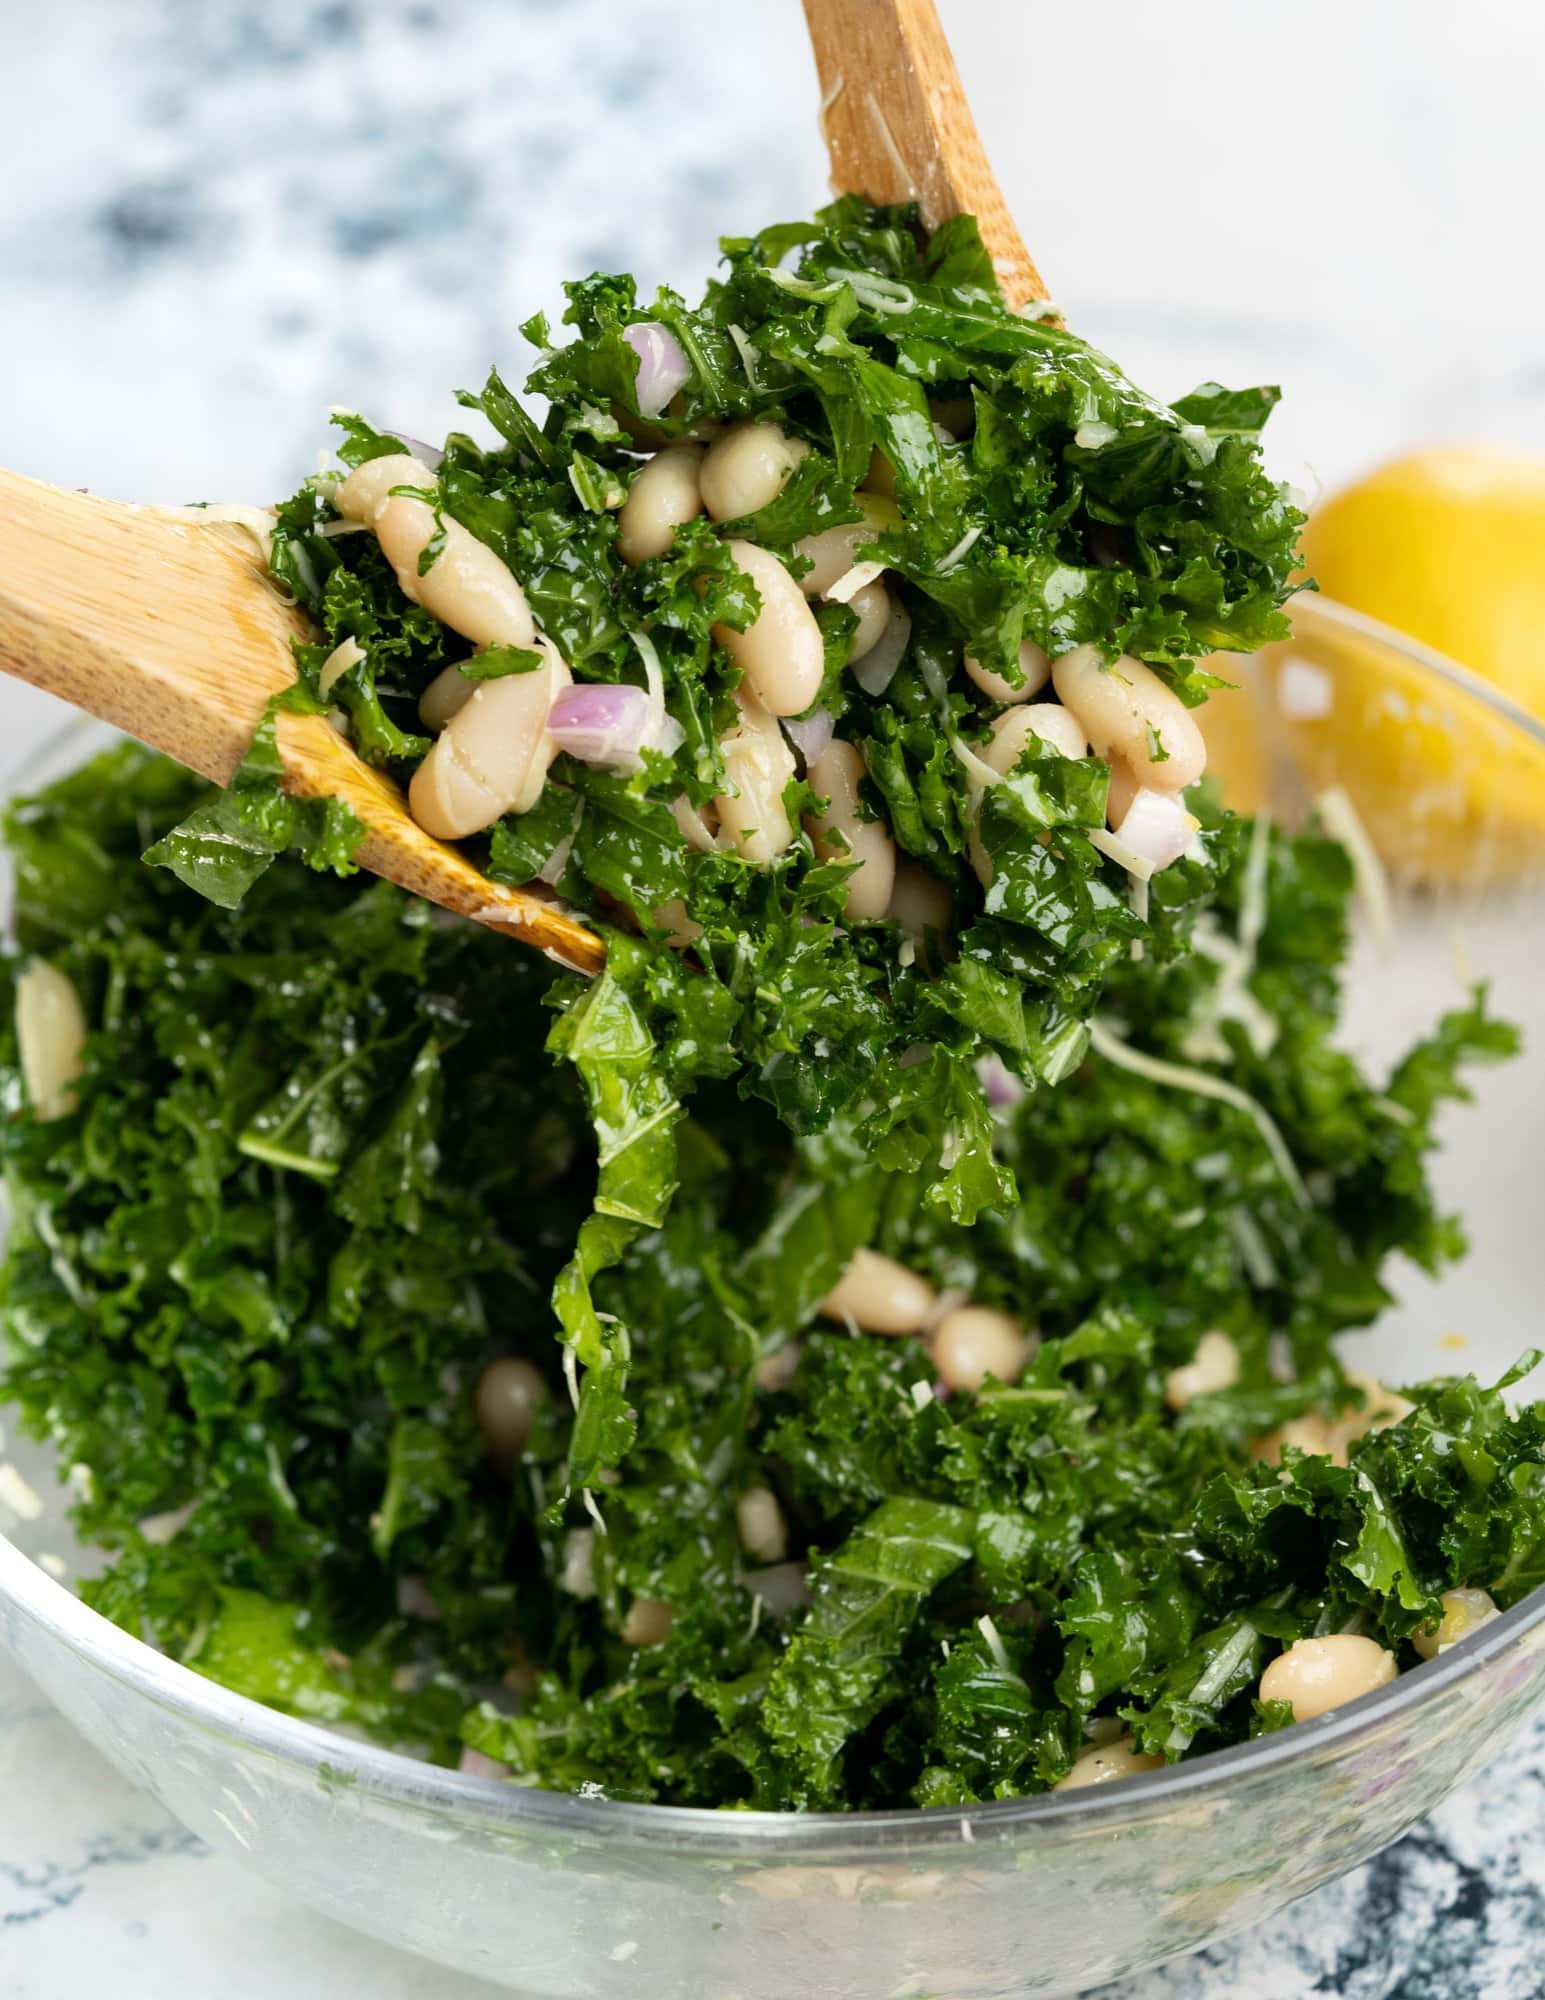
(4, 0), (1545, 505)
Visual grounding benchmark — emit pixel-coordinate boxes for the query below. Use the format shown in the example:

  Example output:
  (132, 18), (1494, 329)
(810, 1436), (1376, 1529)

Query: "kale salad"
(2, 202), (1540, 1811)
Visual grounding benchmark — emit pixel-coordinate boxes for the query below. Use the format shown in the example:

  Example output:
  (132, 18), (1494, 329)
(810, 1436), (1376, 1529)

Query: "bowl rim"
(3, 614), (1545, 1858)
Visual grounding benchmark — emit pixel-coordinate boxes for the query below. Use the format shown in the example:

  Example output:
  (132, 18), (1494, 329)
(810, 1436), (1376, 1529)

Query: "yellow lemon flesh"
(1201, 444), (1545, 883)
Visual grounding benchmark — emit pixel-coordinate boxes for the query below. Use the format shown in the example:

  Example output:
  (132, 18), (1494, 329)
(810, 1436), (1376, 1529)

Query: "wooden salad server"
(0, 469), (607, 974)
(0, 0), (1037, 982)
(803, 0), (1051, 309)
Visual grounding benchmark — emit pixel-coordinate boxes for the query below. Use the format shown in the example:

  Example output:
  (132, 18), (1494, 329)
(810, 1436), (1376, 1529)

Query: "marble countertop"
(3, 2), (1545, 1993)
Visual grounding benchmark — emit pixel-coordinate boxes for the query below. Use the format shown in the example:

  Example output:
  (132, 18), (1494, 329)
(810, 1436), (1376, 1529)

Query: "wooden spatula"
(0, 469), (607, 974)
(803, 0), (1050, 309)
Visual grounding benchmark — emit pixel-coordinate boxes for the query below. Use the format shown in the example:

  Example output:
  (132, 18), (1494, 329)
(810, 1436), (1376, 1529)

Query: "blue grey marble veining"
(3, 2), (1545, 1996)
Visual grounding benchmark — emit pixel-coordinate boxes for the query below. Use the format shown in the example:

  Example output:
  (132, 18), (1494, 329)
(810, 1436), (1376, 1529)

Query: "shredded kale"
(1, 747), (1534, 1806)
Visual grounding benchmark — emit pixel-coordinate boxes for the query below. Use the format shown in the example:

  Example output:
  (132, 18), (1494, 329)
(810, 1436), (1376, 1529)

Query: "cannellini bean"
(1412, 1587), (1499, 1661)
(1106, 756), (1140, 827)
(408, 638), (570, 839)
(1341, 1368), (1415, 1437)
(1259, 1635), (1397, 1721)
(847, 580), (892, 662)
(14, 960), (88, 1121)
(419, 662), (478, 731)
(805, 739), (896, 921)
(714, 540), (825, 716)
(700, 421), (805, 521)
(1055, 1737), (1165, 1791)
(621, 1597), (674, 1647)
(736, 1487), (789, 1565)
(889, 863), (953, 948)
(865, 446), (897, 497)
(931, 1305), (1031, 1393)
(617, 442), (705, 565)
(1052, 645), (1206, 792)
(965, 639), (1051, 706)
(820, 1247), (937, 1335)
(1164, 1331), (1241, 1412)
(1253, 1370), (1414, 1469)
(754, 1340), (802, 1391)
(651, 898), (701, 949)
(713, 693), (798, 865)
(336, 451), (536, 650)
(475, 1358), (547, 1457)
(793, 493), (901, 598)
(983, 702), (1089, 775)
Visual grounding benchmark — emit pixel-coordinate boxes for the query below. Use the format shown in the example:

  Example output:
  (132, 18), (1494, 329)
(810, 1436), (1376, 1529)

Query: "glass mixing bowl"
(3, 603), (1544, 1999)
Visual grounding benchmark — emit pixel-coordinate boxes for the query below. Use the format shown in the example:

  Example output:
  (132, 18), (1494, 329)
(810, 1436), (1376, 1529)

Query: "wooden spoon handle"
(803, 0), (1049, 309)
(0, 469), (606, 976)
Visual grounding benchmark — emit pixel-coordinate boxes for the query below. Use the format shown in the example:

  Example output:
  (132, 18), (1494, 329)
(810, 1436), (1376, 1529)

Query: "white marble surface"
(3, 2), (1545, 1994)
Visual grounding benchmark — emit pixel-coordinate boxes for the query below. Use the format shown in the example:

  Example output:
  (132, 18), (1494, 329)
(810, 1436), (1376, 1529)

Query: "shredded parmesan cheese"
(1088, 1019), (1310, 1206)
(1316, 786), (1395, 956)
(824, 559), (887, 604)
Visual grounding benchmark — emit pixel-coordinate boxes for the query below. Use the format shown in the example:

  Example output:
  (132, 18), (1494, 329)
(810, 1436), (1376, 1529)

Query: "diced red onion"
(546, 680), (684, 771)
(1113, 786), (1196, 873)
(547, 682), (652, 766)
(851, 597), (911, 696)
(782, 708), (835, 766)
(622, 322), (692, 419)
(976, 1054), (1025, 1109)
(385, 431), (444, 471)
(457, 1746), (510, 1780)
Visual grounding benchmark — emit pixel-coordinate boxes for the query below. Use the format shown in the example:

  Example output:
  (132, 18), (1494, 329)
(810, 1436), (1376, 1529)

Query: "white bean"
(820, 1248), (937, 1335)
(889, 863), (953, 942)
(651, 898), (701, 949)
(865, 446), (897, 497)
(621, 1597), (674, 1647)
(1412, 1587), (1499, 1661)
(1253, 1370), (1415, 1469)
(983, 703), (1089, 775)
(419, 662), (478, 731)
(409, 639), (570, 840)
(475, 1358), (546, 1457)
(736, 1487), (789, 1565)
(754, 1340), (802, 1391)
(1052, 645), (1205, 791)
(713, 693), (797, 865)
(713, 541), (824, 716)
(794, 493), (901, 598)
(14, 960), (87, 1121)
(965, 639), (1051, 706)
(805, 739), (896, 921)
(1164, 1331), (1241, 1412)
(931, 1306), (1031, 1393)
(1055, 1737), (1165, 1791)
(336, 450), (536, 650)
(1106, 754), (1140, 827)
(700, 422), (805, 521)
(617, 442), (705, 565)
(1259, 1635), (1397, 1722)
(847, 580), (892, 662)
